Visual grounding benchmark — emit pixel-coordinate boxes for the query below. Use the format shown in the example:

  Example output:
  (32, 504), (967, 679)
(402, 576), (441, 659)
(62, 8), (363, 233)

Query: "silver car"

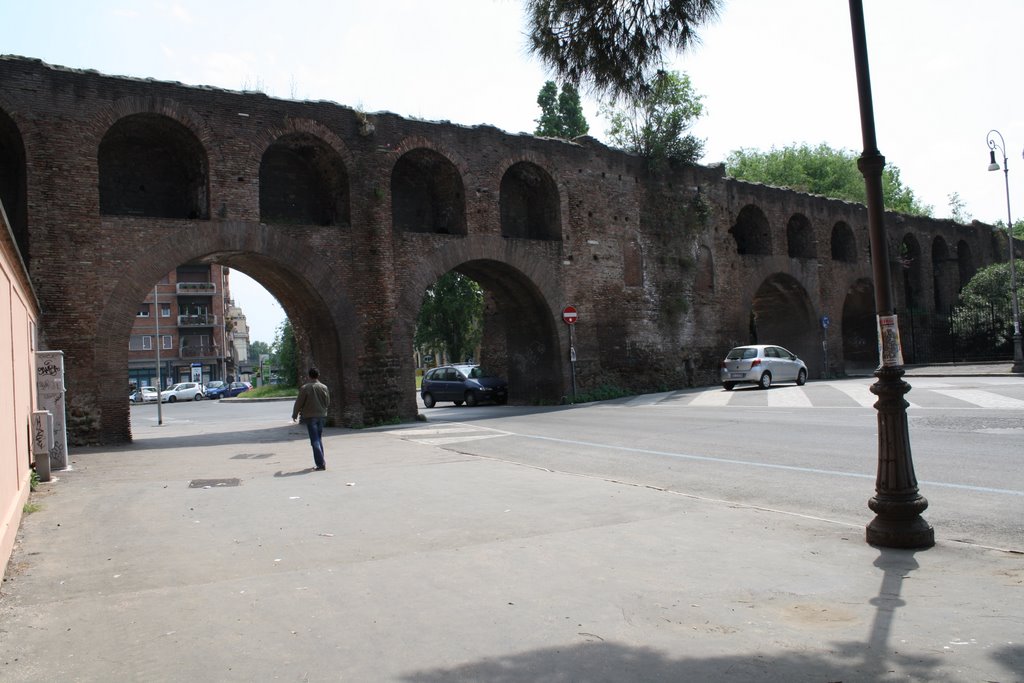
(720, 344), (807, 391)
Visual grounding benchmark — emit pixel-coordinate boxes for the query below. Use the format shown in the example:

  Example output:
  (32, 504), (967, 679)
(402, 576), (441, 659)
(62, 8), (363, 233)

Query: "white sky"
(4, 0), (1023, 344)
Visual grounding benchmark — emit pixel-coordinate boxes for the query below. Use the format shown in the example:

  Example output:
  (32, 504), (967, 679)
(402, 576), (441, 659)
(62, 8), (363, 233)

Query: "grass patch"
(244, 385), (298, 399)
(23, 502), (41, 514)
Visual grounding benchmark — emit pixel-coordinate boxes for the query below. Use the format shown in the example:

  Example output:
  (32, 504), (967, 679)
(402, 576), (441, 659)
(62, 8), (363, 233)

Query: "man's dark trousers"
(304, 417), (326, 469)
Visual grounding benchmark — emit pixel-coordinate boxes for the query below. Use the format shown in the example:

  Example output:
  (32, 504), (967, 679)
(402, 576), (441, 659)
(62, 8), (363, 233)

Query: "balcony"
(176, 282), (216, 295)
(178, 345), (220, 360)
(177, 314), (217, 327)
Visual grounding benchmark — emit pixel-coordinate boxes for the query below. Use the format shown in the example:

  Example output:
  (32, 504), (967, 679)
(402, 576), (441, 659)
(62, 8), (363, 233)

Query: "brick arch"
(786, 213), (816, 258)
(390, 143), (468, 235)
(0, 104), (29, 261)
(395, 236), (565, 405)
(498, 158), (563, 241)
(99, 113), (210, 219)
(257, 119), (354, 227)
(88, 95), (222, 163)
(91, 221), (360, 442)
(730, 204), (772, 256)
(246, 117), (356, 179)
(747, 272), (821, 378)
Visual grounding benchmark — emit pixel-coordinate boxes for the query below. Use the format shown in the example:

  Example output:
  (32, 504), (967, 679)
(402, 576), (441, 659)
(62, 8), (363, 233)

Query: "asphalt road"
(133, 374), (1024, 551)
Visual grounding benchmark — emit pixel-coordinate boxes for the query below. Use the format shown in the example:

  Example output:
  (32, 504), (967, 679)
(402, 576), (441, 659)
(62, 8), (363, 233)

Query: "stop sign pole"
(562, 306), (578, 400)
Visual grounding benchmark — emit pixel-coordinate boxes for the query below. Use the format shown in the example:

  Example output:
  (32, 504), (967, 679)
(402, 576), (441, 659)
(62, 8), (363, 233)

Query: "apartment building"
(127, 263), (245, 390)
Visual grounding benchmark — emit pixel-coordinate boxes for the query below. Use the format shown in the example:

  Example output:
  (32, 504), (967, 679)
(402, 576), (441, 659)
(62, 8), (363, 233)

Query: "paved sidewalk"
(2, 395), (1022, 681)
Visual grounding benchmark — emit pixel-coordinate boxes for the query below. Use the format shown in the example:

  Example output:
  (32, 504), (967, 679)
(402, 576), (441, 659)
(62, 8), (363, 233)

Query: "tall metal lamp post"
(985, 130), (1024, 373)
(848, 0), (934, 548)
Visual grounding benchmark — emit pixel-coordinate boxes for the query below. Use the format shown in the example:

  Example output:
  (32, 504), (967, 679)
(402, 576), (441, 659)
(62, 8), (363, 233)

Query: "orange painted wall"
(0, 203), (39, 581)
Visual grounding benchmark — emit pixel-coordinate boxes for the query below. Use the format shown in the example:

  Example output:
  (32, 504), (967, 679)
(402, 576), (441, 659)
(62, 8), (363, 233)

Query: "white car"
(130, 387), (160, 403)
(161, 381), (205, 402)
(720, 344), (808, 391)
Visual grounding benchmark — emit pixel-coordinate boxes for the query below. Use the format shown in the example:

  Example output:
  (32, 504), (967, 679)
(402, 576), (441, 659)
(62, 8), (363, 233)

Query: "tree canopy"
(535, 81), (589, 138)
(526, 0), (722, 100)
(271, 319), (298, 387)
(415, 272), (484, 365)
(957, 262), (1024, 312)
(602, 70), (704, 165)
(725, 143), (933, 217)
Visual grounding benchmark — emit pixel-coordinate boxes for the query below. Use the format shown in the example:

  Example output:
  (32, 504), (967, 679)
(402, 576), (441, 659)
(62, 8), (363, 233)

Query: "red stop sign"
(562, 306), (578, 325)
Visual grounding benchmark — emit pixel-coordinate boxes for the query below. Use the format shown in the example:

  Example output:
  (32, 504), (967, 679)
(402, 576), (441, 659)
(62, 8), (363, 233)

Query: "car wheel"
(168, 395), (177, 403)
(422, 393), (435, 408)
(453, 400), (464, 406)
(796, 369), (807, 386)
(723, 382), (735, 391)
(194, 393), (203, 401)
(758, 372), (772, 390)
(465, 391), (478, 407)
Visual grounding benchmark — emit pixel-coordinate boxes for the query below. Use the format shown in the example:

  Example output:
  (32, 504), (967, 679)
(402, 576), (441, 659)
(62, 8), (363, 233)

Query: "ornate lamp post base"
(865, 366), (934, 549)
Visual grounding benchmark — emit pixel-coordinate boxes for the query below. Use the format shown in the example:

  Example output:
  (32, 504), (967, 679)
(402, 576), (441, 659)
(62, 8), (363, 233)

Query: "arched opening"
(786, 213), (816, 259)
(842, 278), (876, 374)
(93, 233), (355, 443)
(411, 260), (562, 407)
(957, 240), (975, 289)
(749, 273), (821, 377)
(259, 133), (350, 226)
(0, 109), (28, 262)
(391, 148), (466, 235)
(899, 233), (923, 312)
(830, 221), (857, 263)
(499, 161), (560, 240)
(729, 205), (772, 255)
(98, 113), (209, 219)
(931, 236), (952, 311)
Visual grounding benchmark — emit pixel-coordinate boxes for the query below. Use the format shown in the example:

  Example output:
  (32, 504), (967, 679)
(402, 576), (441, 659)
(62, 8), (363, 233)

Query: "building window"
(162, 335), (173, 350)
(129, 335), (153, 350)
(137, 304), (150, 317)
(161, 303), (171, 317)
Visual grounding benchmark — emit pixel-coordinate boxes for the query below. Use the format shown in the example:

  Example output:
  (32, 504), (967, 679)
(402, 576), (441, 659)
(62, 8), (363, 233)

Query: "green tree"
(725, 143), (932, 217)
(526, 0), (722, 101)
(249, 340), (271, 359)
(535, 81), (589, 138)
(271, 320), (298, 387)
(601, 70), (705, 164)
(948, 192), (971, 224)
(414, 272), (484, 365)
(957, 262), (1023, 311)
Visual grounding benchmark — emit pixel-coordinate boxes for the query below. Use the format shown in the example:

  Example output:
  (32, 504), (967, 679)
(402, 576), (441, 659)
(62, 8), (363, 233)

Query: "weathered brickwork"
(0, 56), (1011, 444)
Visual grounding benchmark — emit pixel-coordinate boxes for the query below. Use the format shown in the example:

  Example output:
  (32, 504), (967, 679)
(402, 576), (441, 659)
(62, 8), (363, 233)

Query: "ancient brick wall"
(0, 56), (1007, 444)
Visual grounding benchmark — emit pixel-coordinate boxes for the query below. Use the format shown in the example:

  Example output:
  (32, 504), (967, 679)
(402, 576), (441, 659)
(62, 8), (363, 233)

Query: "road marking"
(766, 388), (813, 408)
(932, 389), (1024, 410)
(687, 390), (733, 406)
(383, 424), (512, 446)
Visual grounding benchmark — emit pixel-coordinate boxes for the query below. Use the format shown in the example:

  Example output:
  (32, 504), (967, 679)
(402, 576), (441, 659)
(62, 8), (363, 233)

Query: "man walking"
(292, 367), (330, 470)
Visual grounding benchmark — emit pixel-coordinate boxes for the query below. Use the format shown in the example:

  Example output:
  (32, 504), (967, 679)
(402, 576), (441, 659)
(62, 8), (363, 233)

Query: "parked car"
(220, 381), (251, 398)
(420, 365), (508, 408)
(161, 381), (205, 402)
(203, 381), (227, 399)
(129, 387), (160, 403)
(720, 344), (807, 391)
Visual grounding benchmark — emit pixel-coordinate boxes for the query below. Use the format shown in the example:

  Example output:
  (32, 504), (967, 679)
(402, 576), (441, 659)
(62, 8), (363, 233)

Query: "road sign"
(562, 306), (578, 324)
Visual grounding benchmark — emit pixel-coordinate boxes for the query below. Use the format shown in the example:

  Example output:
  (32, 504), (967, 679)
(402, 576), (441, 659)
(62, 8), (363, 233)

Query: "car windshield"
(467, 367), (498, 379)
(207, 381), (224, 389)
(726, 348), (758, 360)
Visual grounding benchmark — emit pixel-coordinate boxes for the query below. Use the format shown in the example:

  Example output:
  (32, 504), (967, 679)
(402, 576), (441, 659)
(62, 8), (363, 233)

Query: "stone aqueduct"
(0, 57), (1009, 445)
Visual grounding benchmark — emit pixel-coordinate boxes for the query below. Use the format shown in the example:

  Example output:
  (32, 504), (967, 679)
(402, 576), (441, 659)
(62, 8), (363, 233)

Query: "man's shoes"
(315, 466), (326, 471)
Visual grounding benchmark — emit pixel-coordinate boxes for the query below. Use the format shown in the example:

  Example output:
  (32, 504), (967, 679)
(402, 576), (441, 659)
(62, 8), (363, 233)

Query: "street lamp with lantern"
(985, 130), (1024, 373)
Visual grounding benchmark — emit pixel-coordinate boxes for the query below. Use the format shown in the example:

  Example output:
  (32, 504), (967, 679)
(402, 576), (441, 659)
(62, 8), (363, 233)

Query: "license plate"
(730, 372), (745, 379)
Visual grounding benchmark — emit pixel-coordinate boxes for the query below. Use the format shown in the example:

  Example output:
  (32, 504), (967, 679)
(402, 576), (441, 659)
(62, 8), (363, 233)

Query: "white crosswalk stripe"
(382, 424), (511, 445)
(766, 388), (813, 408)
(931, 389), (1024, 410)
(650, 381), (1022, 411)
